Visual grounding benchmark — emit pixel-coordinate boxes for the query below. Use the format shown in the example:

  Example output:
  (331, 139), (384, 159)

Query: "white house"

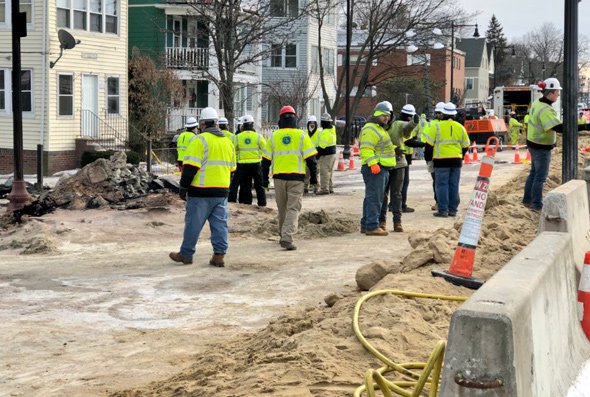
(0, 0), (128, 174)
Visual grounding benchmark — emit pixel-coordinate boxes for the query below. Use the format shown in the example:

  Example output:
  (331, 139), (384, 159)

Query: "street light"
(450, 21), (479, 104)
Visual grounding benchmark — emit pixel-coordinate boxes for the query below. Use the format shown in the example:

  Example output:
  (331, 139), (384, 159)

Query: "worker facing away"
(262, 105), (318, 251)
(176, 117), (198, 171)
(316, 113), (338, 195)
(359, 101), (397, 236)
(169, 107), (237, 267)
(219, 117), (237, 147)
(423, 102), (471, 218)
(304, 115), (320, 195)
(234, 115), (267, 207)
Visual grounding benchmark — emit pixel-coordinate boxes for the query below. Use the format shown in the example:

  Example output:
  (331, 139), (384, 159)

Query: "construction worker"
(424, 102), (446, 211)
(235, 115), (267, 206)
(379, 104), (418, 232)
(423, 102), (470, 218)
(360, 101), (397, 236)
(228, 116), (245, 202)
(304, 115), (320, 194)
(508, 111), (523, 145)
(176, 117), (198, 171)
(219, 117), (236, 146)
(316, 113), (338, 195)
(523, 78), (563, 212)
(262, 105), (318, 251)
(169, 107), (236, 267)
(578, 112), (587, 131)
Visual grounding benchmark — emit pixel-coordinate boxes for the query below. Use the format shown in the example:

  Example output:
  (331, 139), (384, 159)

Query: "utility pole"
(343, 0), (353, 160)
(563, 0), (579, 182)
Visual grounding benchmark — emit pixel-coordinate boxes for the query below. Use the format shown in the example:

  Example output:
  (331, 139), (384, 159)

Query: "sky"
(456, 0), (590, 41)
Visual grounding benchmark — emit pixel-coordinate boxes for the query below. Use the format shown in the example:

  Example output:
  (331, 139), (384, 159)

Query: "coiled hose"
(353, 289), (468, 397)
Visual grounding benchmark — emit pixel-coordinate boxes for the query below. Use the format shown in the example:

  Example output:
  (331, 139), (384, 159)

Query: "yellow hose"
(353, 290), (468, 397)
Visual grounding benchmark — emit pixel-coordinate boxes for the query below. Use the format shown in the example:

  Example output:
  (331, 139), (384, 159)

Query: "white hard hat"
(321, 112), (333, 122)
(401, 104), (416, 116)
(374, 101), (393, 115)
(488, 110), (495, 116)
(236, 116), (243, 125)
(307, 115), (317, 123)
(218, 117), (228, 124)
(200, 107), (219, 121)
(434, 102), (445, 113)
(543, 77), (562, 90)
(185, 116), (198, 128)
(242, 114), (254, 123)
(442, 102), (457, 116)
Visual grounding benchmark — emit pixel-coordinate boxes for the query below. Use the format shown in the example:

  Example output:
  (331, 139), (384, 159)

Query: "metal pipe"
(343, 0), (352, 160)
(563, 0), (579, 182)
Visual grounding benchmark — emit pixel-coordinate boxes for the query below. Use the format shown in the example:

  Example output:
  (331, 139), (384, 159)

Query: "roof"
(455, 38), (487, 68)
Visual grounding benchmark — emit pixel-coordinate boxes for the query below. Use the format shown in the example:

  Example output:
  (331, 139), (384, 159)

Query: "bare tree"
(523, 23), (564, 77)
(262, 71), (320, 124)
(174, 0), (308, 127)
(311, 0), (473, 117)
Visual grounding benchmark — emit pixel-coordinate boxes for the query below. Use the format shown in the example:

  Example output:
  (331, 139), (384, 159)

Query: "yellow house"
(0, 0), (128, 174)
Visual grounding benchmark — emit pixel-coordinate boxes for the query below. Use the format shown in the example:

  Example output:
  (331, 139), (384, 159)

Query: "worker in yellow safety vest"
(578, 112), (588, 131)
(176, 117), (198, 171)
(316, 113), (338, 195)
(219, 117), (236, 147)
(234, 115), (267, 206)
(423, 102), (470, 218)
(359, 101), (397, 236)
(262, 105), (318, 251)
(508, 111), (523, 145)
(304, 115), (320, 194)
(169, 107), (236, 268)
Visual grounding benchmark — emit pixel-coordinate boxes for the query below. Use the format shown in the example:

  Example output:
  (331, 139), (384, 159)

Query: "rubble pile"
(23, 152), (150, 216)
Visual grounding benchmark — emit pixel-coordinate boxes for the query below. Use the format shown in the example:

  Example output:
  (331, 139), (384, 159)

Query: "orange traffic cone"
(336, 151), (346, 171)
(471, 142), (479, 162)
(579, 251), (590, 341)
(349, 155), (356, 170)
(463, 152), (471, 164)
(432, 152), (497, 289)
(525, 150), (531, 162)
(512, 145), (521, 164)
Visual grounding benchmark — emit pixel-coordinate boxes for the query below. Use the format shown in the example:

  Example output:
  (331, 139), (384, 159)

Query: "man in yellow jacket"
(169, 107), (236, 267)
(316, 113), (338, 195)
(235, 115), (267, 206)
(508, 111), (523, 145)
(262, 106), (318, 250)
(176, 117), (198, 171)
(359, 101), (397, 236)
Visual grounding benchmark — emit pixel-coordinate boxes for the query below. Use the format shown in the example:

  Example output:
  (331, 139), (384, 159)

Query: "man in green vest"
(304, 115), (320, 194)
(262, 105), (318, 250)
(359, 101), (397, 236)
(176, 117), (198, 171)
(235, 115), (267, 206)
(316, 113), (338, 195)
(219, 117), (236, 146)
(423, 102), (470, 217)
(169, 107), (236, 267)
(508, 111), (523, 145)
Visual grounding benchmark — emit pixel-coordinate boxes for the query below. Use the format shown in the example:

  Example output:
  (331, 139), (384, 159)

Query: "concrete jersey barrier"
(440, 232), (590, 396)
(539, 180), (590, 274)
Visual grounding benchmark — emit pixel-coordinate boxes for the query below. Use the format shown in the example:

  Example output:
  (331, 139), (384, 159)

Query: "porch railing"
(167, 107), (203, 132)
(166, 47), (209, 69)
(81, 109), (129, 151)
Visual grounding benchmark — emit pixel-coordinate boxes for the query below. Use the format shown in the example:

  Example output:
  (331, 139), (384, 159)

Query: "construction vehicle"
(463, 117), (509, 147)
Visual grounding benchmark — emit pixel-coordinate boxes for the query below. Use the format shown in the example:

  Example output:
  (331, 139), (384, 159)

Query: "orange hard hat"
(279, 105), (296, 117)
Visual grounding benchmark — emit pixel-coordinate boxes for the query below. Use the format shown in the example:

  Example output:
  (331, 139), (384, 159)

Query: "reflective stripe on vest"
(527, 100), (559, 145)
(361, 124), (396, 166)
(184, 133), (236, 188)
(432, 122), (468, 159)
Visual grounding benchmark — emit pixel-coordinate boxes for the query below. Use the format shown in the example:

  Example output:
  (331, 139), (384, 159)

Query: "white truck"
(493, 85), (561, 121)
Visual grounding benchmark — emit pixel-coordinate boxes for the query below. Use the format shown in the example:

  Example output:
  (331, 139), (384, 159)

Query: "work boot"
(360, 227), (366, 234)
(379, 220), (386, 230)
(304, 187), (309, 194)
(402, 206), (415, 213)
(169, 252), (193, 265)
(431, 203), (438, 211)
(317, 190), (330, 195)
(280, 241), (297, 250)
(366, 228), (389, 236)
(209, 253), (225, 267)
(393, 222), (404, 232)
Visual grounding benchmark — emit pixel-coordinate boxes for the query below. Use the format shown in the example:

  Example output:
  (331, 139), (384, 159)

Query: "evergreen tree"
(486, 15), (508, 65)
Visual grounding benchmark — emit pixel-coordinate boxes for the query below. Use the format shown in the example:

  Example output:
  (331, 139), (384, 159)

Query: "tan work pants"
(274, 179), (304, 244)
(318, 153), (337, 192)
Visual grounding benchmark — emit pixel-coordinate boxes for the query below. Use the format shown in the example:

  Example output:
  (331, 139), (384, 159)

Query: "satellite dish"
(58, 29), (79, 50)
(50, 29), (81, 68)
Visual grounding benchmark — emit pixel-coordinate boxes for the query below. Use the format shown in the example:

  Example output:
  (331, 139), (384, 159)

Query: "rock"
(158, 175), (180, 193)
(324, 293), (342, 307)
(401, 248), (433, 272)
(355, 260), (400, 291)
(428, 235), (453, 264)
(86, 196), (109, 209)
(110, 151), (127, 169)
(85, 159), (110, 184)
(408, 232), (430, 249)
(21, 236), (57, 255)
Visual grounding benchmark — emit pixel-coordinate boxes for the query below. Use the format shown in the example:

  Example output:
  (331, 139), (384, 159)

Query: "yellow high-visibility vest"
(423, 120), (470, 159)
(527, 99), (560, 145)
(183, 132), (236, 188)
(262, 128), (317, 175)
(317, 126), (336, 148)
(236, 130), (266, 164)
(359, 122), (396, 167)
(176, 130), (195, 161)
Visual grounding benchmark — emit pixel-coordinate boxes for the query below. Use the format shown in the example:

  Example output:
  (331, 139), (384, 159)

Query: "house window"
(270, 44), (282, 67)
(57, 0), (118, 34)
(20, 69), (32, 112)
(0, 70), (4, 110)
(407, 53), (430, 66)
(270, 0), (298, 17)
(285, 44), (296, 68)
(465, 78), (474, 91)
(1, 0), (33, 24)
(58, 74), (73, 116)
(107, 76), (119, 114)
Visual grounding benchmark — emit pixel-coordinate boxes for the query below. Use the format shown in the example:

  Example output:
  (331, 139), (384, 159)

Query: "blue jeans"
(523, 146), (552, 210)
(180, 196), (229, 260)
(434, 167), (462, 215)
(361, 165), (389, 231)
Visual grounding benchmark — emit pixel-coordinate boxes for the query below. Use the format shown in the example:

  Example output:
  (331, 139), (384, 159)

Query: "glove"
(413, 113), (420, 124)
(426, 161), (434, 174)
(395, 146), (403, 157)
(370, 163), (381, 174)
(179, 187), (188, 201)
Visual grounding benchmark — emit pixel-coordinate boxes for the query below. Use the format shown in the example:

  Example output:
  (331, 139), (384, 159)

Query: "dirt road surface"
(0, 151), (534, 396)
